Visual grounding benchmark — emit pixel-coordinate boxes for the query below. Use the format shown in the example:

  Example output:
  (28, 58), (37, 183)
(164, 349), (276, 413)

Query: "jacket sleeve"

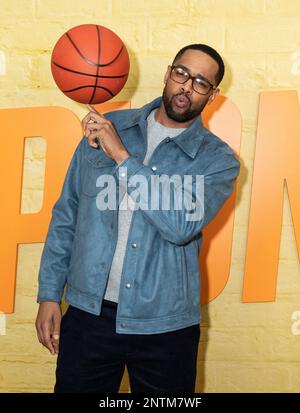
(114, 150), (240, 246)
(37, 137), (85, 304)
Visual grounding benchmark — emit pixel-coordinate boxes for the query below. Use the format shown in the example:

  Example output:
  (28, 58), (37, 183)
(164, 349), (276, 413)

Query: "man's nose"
(181, 78), (193, 94)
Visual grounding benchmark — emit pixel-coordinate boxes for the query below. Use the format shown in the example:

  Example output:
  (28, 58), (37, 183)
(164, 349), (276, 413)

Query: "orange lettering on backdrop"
(0, 101), (130, 313)
(243, 91), (300, 302)
(201, 96), (242, 303)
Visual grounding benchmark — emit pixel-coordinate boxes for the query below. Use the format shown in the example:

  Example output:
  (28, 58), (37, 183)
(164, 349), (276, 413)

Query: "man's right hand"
(35, 302), (62, 356)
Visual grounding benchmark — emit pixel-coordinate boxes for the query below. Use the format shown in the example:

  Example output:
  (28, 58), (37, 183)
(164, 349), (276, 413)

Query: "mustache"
(172, 92), (191, 104)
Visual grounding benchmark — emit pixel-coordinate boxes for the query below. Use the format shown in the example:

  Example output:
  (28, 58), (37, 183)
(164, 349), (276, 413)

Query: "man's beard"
(162, 87), (207, 123)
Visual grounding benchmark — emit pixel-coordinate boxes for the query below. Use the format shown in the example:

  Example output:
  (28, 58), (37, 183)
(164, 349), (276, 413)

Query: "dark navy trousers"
(54, 300), (200, 393)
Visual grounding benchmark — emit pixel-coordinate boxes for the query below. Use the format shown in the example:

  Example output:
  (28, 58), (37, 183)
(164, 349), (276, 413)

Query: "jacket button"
(125, 283), (131, 288)
(131, 243), (137, 248)
(121, 323), (127, 328)
(165, 137), (170, 143)
(151, 165), (157, 172)
(120, 172), (126, 178)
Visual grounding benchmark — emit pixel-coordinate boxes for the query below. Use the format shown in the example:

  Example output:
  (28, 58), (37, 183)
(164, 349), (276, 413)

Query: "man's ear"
(207, 87), (220, 105)
(163, 66), (171, 84)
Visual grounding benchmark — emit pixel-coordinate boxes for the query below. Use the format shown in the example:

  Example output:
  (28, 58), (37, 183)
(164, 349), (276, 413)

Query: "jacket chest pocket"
(82, 155), (117, 198)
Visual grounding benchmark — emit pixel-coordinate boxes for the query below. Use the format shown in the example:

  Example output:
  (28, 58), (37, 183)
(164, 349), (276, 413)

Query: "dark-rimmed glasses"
(169, 65), (216, 95)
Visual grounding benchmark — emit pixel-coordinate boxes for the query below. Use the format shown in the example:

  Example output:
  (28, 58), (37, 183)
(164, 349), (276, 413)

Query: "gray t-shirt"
(104, 109), (186, 302)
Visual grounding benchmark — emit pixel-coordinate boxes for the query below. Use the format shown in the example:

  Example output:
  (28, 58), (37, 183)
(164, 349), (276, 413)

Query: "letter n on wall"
(243, 91), (300, 302)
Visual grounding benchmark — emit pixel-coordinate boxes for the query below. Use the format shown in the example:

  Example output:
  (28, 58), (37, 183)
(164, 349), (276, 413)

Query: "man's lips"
(173, 94), (190, 109)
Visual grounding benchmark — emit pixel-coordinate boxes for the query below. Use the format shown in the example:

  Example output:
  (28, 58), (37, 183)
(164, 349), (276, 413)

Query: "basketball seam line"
(51, 61), (127, 79)
(65, 32), (125, 67)
(89, 24), (101, 104)
(62, 85), (114, 97)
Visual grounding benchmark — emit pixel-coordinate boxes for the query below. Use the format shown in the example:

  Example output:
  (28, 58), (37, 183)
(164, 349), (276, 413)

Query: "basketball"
(51, 24), (130, 104)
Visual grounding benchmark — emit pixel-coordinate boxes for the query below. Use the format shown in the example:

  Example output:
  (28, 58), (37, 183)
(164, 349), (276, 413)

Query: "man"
(35, 44), (240, 393)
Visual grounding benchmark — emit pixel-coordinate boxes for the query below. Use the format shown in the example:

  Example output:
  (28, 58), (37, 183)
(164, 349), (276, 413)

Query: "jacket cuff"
(114, 155), (145, 183)
(37, 285), (63, 304)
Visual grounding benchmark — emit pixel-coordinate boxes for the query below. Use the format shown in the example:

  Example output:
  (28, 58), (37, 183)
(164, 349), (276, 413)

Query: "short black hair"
(172, 44), (225, 85)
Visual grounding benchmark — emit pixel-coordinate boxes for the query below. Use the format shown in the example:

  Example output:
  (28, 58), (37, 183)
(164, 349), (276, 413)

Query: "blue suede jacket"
(37, 96), (240, 334)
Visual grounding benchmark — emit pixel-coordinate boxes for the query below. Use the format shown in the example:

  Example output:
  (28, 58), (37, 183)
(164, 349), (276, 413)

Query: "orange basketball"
(51, 24), (130, 104)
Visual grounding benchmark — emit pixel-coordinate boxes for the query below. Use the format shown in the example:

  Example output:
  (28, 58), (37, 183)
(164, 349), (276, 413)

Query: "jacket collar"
(117, 96), (205, 159)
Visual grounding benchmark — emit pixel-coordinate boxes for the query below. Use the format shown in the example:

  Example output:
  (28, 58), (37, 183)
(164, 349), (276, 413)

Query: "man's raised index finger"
(86, 104), (100, 114)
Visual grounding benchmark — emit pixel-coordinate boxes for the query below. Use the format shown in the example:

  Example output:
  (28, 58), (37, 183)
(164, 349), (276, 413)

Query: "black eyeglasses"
(169, 65), (216, 95)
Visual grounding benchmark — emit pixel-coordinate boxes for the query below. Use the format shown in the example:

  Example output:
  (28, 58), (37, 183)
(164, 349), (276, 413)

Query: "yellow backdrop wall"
(0, 0), (299, 392)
